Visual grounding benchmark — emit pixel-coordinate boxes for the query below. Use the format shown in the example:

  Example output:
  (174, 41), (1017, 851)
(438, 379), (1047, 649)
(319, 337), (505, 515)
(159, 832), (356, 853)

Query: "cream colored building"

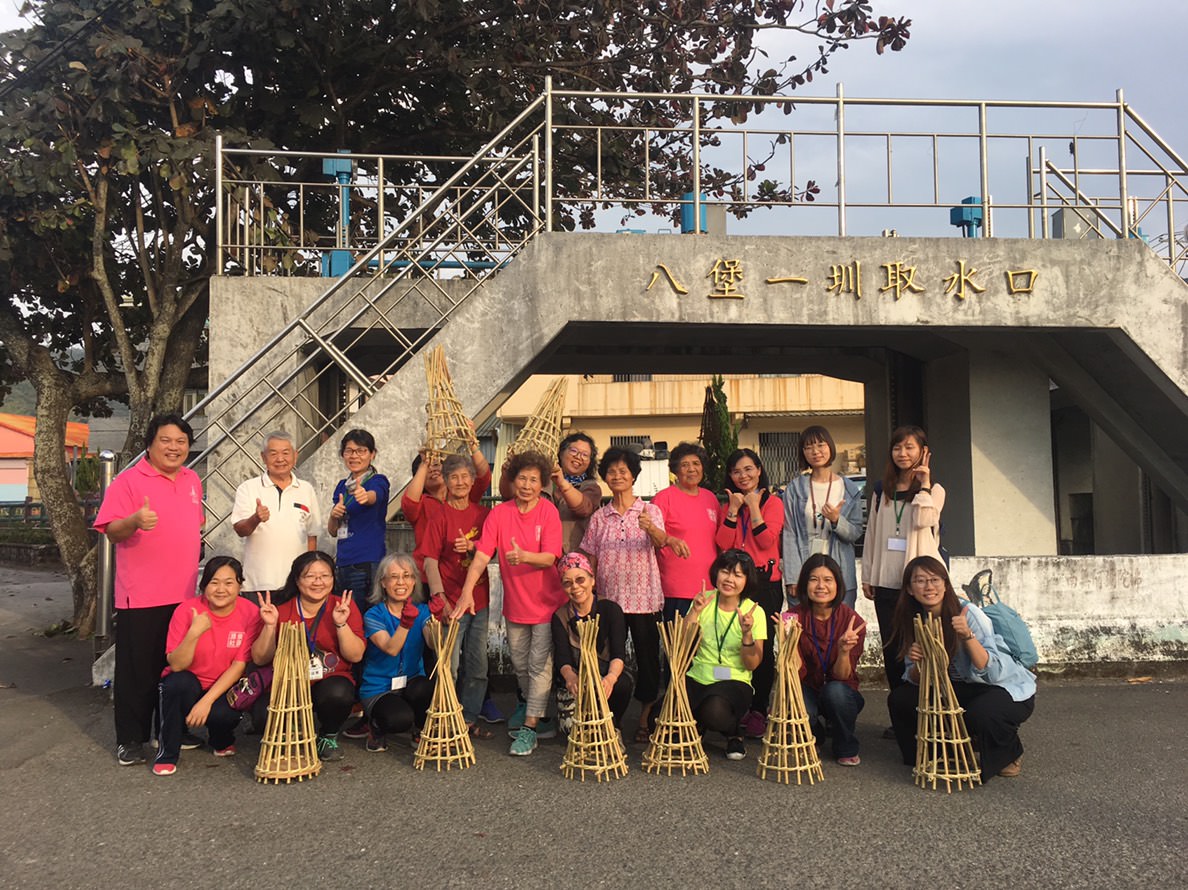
(490, 373), (866, 492)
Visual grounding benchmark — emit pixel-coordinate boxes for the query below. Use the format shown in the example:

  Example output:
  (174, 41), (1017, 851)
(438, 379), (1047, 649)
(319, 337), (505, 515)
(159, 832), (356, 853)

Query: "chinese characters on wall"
(645, 258), (1039, 301)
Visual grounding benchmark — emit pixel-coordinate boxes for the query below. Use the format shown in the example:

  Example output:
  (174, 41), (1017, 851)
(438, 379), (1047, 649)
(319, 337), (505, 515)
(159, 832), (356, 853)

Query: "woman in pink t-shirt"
(455, 451), (564, 757)
(152, 557), (261, 776)
(650, 442), (721, 619)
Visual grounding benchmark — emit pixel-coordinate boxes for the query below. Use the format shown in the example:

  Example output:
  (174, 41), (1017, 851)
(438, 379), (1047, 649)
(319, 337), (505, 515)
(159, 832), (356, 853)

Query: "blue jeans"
(803, 681), (864, 759)
(337, 562), (378, 613)
(449, 608), (490, 724)
(155, 670), (242, 765)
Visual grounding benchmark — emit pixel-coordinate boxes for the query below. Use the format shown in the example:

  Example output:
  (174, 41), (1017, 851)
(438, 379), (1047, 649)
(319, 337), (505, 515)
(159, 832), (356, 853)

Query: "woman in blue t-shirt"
(358, 552), (433, 752)
(328, 429), (391, 612)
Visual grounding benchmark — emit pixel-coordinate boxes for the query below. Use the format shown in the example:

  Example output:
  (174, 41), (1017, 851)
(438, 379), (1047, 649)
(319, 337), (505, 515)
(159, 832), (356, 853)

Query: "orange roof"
(0, 413), (90, 457)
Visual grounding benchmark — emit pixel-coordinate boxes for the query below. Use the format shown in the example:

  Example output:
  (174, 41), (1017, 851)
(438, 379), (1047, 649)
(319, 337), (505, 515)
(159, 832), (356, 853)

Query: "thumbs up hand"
(507, 537), (524, 567)
(254, 498), (270, 523)
(330, 494), (347, 520)
(135, 496), (158, 531)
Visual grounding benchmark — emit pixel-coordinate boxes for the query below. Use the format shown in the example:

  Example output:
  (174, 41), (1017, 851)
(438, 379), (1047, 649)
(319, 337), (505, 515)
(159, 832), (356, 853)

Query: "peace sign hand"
(738, 602), (759, 636)
(839, 615), (863, 652)
(912, 448), (932, 488)
(332, 594), (352, 627)
(688, 585), (714, 618)
(256, 591), (278, 627)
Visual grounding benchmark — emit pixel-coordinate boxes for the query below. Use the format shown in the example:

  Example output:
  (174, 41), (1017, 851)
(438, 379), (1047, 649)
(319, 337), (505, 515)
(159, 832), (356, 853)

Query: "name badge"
(308, 656), (325, 681)
(336, 524), (350, 540)
(887, 537), (908, 552)
(390, 676), (408, 691)
(713, 665), (732, 681)
(811, 537), (830, 555)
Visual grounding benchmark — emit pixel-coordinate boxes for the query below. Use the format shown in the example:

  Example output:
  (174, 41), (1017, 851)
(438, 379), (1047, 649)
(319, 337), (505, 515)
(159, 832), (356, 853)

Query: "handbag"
(226, 665), (273, 711)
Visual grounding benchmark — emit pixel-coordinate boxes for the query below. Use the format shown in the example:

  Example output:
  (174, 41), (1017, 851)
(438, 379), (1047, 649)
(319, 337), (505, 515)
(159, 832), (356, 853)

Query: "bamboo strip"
(506, 377), (567, 461)
(414, 618), (476, 771)
(642, 619), (709, 776)
(911, 613), (981, 792)
(423, 346), (479, 465)
(757, 618), (824, 785)
(255, 621), (322, 783)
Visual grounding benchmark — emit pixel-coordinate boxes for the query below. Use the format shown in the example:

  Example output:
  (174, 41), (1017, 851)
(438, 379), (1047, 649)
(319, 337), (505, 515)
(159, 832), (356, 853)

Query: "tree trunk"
(31, 370), (99, 636)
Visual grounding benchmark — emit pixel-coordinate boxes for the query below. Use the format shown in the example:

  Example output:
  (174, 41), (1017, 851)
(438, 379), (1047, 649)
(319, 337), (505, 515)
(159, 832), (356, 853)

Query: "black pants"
(873, 586), (906, 689)
(155, 670), (242, 764)
(365, 676), (434, 735)
(887, 681), (1035, 781)
(114, 604), (176, 747)
(624, 611), (662, 704)
(687, 678), (753, 737)
(252, 674), (357, 737)
(747, 580), (783, 713)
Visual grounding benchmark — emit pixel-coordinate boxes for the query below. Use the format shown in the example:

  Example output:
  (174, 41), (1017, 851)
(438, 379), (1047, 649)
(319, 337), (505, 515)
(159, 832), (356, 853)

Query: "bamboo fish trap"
(757, 617), (824, 785)
(422, 346), (479, 465)
(560, 615), (629, 782)
(255, 621), (322, 784)
(912, 613), (982, 792)
(642, 618), (709, 776)
(506, 377), (568, 461)
(414, 617), (476, 772)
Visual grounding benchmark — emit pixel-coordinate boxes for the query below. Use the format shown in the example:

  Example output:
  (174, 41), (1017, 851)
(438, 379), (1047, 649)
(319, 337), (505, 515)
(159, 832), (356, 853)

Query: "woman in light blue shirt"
(886, 555), (1036, 781)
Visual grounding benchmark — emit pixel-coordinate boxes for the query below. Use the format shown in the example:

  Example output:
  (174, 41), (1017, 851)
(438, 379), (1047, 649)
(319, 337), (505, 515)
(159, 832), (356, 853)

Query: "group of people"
(96, 412), (1034, 783)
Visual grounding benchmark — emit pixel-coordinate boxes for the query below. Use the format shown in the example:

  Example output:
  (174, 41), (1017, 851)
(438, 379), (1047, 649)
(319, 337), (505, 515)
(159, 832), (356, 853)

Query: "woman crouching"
(887, 555), (1036, 780)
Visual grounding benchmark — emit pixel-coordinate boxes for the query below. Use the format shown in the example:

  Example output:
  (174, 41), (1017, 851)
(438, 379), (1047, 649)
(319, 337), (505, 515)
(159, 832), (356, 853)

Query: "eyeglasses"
(386, 572), (416, 582)
(301, 573), (334, 583)
(566, 447), (591, 460)
(912, 576), (946, 590)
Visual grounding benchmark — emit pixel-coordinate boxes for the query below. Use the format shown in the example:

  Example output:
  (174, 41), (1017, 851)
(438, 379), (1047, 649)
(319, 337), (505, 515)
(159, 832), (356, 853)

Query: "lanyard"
(714, 595), (738, 663)
(807, 610), (837, 679)
(810, 476), (834, 530)
(892, 490), (907, 532)
(344, 467), (375, 507)
(301, 603), (327, 655)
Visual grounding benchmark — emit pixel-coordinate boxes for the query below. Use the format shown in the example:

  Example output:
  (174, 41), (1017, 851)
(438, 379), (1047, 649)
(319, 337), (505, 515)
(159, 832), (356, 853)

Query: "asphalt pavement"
(1, 565), (1185, 889)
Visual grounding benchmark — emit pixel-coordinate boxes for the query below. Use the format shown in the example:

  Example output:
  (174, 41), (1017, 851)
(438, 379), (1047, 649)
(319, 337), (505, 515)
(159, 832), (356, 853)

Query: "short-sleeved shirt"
(162, 597), (261, 689)
(579, 499), (664, 614)
(275, 595), (365, 683)
(650, 485), (720, 600)
(418, 500), (491, 611)
(93, 459), (204, 609)
(359, 601), (430, 700)
(331, 472), (391, 566)
(230, 473), (322, 591)
(401, 466), (492, 577)
(474, 498), (565, 624)
(795, 603), (865, 692)
(687, 595), (769, 687)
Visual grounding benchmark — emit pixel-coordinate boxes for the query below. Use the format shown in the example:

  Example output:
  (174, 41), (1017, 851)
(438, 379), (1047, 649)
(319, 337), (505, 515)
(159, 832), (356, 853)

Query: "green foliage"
(73, 455), (100, 494)
(699, 374), (740, 492)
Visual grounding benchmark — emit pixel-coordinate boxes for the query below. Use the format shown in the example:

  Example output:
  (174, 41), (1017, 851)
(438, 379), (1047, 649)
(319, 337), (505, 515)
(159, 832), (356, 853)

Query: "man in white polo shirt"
(230, 431), (321, 600)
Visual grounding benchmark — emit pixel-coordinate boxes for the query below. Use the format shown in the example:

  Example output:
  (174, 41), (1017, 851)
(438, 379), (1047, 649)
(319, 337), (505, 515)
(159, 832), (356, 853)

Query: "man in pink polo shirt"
(94, 413), (204, 766)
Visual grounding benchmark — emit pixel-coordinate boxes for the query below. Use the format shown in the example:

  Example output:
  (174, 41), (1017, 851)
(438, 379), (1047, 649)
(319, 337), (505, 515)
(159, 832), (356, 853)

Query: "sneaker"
(316, 735), (344, 761)
(508, 726), (538, 756)
(534, 718), (558, 740)
(999, 757), (1023, 778)
(740, 710), (767, 739)
(212, 744), (237, 758)
(479, 698), (506, 724)
(726, 737), (746, 761)
(365, 727), (387, 753)
(881, 725), (897, 740)
(180, 732), (203, 750)
(116, 743), (146, 766)
(507, 701), (527, 730)
(151, 762), (177, 776)
(837, 755), (861, 767)
(342, 716), (370, 740)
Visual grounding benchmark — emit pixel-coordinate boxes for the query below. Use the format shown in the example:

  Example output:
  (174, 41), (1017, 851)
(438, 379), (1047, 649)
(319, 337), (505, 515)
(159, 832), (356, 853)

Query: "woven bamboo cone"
(912, 613), (981, 792)
(422, 346), (479, 465)
(414, 617), (476, 771)
(757, 618), (824, 785)
(255, 621), (322, 783)
(642, 619), (709, 776)
(561, 615), (629, 782)
(506, 377), (568, 461)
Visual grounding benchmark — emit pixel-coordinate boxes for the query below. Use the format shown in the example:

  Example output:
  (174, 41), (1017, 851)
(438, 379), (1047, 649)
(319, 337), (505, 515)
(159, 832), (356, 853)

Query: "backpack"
(961, 569), (1038, 669)
(871, 481), (950, 568)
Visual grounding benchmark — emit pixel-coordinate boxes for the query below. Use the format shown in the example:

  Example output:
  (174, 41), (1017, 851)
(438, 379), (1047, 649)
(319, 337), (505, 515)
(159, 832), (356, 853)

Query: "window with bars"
(611, 374), (653, 383)
(610, 435), (651, 453)
(759, 431), (801, 487)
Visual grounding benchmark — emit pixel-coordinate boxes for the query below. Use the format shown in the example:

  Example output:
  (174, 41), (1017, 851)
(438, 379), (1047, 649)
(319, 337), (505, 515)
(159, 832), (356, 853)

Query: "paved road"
(1, 566), (1185, 889)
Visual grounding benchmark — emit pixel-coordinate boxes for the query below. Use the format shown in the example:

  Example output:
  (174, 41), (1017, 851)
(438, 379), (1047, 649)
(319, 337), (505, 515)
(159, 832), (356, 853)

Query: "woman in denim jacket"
(886, 555), (1036, 781)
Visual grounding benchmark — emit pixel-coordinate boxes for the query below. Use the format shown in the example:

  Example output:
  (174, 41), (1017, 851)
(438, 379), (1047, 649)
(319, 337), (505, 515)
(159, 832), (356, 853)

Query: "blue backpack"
(961, 569), (1038, 669)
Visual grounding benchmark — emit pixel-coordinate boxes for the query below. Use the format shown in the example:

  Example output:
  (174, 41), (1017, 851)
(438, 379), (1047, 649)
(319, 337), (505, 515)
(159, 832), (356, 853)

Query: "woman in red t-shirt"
(153, 556), (261, 776)
(252, 551), (366, 762)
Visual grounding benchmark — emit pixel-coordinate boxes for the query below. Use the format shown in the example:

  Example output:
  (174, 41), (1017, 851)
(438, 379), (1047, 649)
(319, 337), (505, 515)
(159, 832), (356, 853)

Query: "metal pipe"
(836, 83), (846, 236)
(979, 102), (991, 237)
(1039, 146), (1050, 238)
(1116, 89), (1130, 237)
(544, 75), (553, 232)
(94, 450), (118, 657)
(214, 132), (223, 273)
(692, 96), (701, 234)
